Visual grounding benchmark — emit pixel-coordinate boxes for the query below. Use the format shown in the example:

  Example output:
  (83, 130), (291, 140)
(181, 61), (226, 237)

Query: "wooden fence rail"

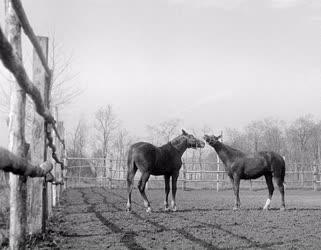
(0, 147), (53, 177)
(65, 157), (321, 192)
(0, 0), (66, 248)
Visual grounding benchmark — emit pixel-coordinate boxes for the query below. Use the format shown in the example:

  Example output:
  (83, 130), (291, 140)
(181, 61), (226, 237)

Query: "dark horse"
(127, 130), (205, 212)
(204, 134), (286, 211)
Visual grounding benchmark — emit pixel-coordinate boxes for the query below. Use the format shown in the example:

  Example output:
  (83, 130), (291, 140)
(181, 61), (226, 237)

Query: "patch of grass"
(26, 208), (65, 250)
(0, 186), (9, 248)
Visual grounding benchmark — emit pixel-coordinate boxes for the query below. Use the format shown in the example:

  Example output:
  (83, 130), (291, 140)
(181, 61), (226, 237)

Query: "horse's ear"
(182, 129), (188, 135)
(217, 134), (222, 140)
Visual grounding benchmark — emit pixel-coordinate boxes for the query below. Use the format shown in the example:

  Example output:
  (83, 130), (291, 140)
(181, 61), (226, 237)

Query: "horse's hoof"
(171, 206), (177, 212)
(146, 207), (152, 213)
(164, 206), (170, 212)
(263, 206), (270, 210)
(280, 207), (286, 211)
(126, 207), (131, 212)
(233, 207), (240, 211)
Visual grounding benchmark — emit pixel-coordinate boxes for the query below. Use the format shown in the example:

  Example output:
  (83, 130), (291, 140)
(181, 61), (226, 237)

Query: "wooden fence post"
(46, 125), (53, 218)
(99, 158), (103, 187)
(103, 156), (107, 187)
(6, 1), (28, 248)
(63, 159), (68, 190)
(216, 131), (223, 192)
(56, 121), (64, 202)
(216, 154), (220, 192)
(52, 167), (57, 207)
(109, 158), (113, 189)
(313, 164), (318, 191)
(52, 108), (58, 207)
(28, 36), (49, 235)
(182, 161), (186, 191)
(78, 165), (81, 186)
(63, 126), (68, 190)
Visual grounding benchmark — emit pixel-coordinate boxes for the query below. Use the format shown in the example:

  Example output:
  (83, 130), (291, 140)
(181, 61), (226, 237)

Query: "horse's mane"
(167, 135), (184, 150)
(220, 142), (246, 158)
(159, 141), (174, 150)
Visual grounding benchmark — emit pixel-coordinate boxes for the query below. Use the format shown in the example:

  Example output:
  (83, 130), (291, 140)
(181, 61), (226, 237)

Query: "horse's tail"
(260, 151), (285, 183)
(282, 161), (286, 183)
(279, 154), (286, 182)
(126, 145), (137, 180)
(271, 152), (286, 183)
(127, 145), (136, 169)
(127, 146), (133, 170)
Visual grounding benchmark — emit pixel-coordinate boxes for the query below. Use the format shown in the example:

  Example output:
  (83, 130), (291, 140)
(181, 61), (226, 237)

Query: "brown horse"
(126, 130), (205, 212)
(204, 134), (286, 211)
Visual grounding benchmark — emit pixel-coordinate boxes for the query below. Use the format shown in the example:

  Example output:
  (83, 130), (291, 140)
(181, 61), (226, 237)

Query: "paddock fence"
(64, 157), (321, 191)
(0, 0), (66, 248)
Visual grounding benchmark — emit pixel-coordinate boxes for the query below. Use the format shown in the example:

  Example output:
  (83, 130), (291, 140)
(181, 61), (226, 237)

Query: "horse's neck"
(213, 142), (236, 170)
(169, 137), (187, 156)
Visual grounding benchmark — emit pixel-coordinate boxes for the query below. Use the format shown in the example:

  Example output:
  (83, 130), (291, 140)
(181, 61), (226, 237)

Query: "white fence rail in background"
(64, 157), (321, 191)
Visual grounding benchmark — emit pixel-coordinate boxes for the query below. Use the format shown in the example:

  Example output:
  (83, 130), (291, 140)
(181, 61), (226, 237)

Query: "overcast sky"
(1, 0), (321, 146)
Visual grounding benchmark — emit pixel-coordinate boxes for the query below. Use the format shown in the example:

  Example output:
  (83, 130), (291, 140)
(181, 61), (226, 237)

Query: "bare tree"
(260, 118), (285, 154)
(225, 128), (251, 154)
(49, 37), (82, 107)
(146, 118), (181, 145)
(112, 128), (132, 172)
(67, 118), (88, 158)
(310, 122), (321, 163)
(93, 105), (118, 158)
(245, 121), (265, 154)
(0, 35), (82, 117)
(205, 116), (321, 173)
(290, 115), (314, 152)
(187, 126), (212, 171)
(197, 126), (212, 167)
(286, 115), (315, 165)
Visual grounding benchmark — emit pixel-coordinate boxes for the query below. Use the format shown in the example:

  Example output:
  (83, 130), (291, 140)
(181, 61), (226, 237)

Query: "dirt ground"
(39, 187), (321, 250)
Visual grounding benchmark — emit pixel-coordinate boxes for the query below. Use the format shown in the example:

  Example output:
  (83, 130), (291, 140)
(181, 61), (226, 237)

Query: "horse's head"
(203, 134), (222, 146)
(179, 129), (205, 149)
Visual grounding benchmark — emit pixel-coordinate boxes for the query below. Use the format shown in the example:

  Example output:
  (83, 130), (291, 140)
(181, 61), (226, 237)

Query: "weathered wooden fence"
(0, 0), (66, 248)
(64, 157), (321, 191)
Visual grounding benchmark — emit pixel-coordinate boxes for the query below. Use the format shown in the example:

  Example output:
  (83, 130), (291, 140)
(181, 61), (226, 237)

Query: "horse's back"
(127, 142), (157, 170)
(127, 142), (182, 175)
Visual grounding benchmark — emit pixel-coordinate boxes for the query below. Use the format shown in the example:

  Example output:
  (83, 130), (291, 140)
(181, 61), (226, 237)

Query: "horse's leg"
(274, 177), (285, 211)
(229, 176), (236, 209)
(263, 174), (274, 210)
(171, 173), (179, 211)
(138, 172), (151, 212)
(233, 175), (241, 210)
(164, 175), (170, 211)
(126, 163), (137, 212)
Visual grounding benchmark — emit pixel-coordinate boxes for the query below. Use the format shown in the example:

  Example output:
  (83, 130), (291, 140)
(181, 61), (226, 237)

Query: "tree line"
(67, 107), (321, 172)
(225, 115), (320, 171)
